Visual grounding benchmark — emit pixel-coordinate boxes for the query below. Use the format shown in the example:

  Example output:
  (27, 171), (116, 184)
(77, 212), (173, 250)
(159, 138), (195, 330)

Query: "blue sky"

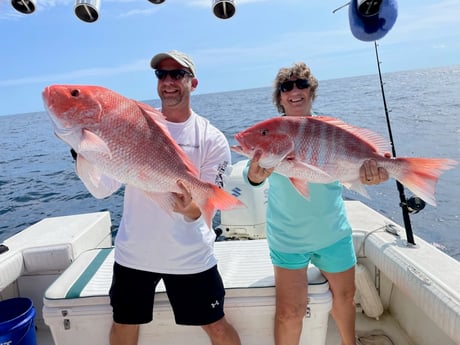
(0, 0), (459, 116)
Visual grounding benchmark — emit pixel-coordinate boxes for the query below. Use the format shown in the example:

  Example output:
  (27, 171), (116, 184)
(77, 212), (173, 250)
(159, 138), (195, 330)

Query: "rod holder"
(212, 0), (236, 19)
(74, 0), (100, 23)
(11, 0), (35, 14)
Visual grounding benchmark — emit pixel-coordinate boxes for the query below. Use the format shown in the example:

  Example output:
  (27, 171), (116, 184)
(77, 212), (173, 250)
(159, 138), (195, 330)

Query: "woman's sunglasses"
(155, 69), (194, 80)
(279, 79), (310, 93)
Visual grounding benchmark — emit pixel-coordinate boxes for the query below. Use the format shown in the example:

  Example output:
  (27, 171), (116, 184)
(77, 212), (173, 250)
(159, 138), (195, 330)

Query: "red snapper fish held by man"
(232, 116), (457, 206)
(42, 84), (244, 227)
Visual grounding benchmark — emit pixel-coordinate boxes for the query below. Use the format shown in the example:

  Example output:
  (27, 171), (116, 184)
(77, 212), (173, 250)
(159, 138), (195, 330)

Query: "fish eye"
(260, 129), (269, 136)
(70, 89), (80, 97)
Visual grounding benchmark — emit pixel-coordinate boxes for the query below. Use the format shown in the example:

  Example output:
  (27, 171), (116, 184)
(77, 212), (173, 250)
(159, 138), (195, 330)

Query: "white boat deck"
(2, 201), (459, 345)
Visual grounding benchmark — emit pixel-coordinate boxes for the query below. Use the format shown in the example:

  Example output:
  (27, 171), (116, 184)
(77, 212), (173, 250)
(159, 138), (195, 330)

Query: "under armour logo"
(211, 300), (220, 308)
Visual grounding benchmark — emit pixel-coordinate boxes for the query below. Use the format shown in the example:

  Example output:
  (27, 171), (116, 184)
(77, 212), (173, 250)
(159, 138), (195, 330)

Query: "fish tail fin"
(392, 157), (458, 206)
(200, 185), (245, 228)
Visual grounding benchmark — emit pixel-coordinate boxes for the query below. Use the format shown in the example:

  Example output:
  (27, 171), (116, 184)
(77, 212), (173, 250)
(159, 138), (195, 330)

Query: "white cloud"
(0, 59), (148, 87)
(117, 6), (160, 18)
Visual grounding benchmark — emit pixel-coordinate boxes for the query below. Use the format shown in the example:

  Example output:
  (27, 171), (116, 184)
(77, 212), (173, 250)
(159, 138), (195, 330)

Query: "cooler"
(43, 240), (332, 345)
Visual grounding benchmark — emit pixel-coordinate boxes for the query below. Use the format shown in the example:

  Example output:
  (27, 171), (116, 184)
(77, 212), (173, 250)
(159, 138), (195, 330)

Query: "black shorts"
(109, 262), (226, 326)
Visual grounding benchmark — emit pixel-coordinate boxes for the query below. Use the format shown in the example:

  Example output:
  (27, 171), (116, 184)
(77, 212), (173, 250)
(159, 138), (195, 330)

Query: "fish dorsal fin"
(136, 101), (200, 177)
(313, 116), (390, 154)
(134, 100), (168, 129)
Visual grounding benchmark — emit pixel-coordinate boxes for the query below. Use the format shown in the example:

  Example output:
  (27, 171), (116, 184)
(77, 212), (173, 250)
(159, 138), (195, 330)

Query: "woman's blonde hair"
(272, 62), (318, 114)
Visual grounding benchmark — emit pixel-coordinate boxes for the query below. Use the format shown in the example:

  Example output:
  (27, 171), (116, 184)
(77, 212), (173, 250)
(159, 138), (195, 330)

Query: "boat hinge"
(305, 306), (311, 318)
(61, 310), (71, 330)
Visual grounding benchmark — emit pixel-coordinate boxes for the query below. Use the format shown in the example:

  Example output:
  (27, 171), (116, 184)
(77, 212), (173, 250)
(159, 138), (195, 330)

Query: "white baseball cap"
(150, 50), (196, 77)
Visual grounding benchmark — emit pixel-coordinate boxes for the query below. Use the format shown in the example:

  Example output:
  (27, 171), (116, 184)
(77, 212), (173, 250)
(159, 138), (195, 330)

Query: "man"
(108, 50), (241, 345)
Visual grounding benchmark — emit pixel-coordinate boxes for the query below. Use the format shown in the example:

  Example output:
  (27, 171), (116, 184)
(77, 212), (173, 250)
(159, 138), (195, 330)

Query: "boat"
(0, 159), (459, 345)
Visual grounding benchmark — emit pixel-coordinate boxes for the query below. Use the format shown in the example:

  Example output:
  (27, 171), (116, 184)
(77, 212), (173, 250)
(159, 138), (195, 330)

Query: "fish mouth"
(42, 86), (51, 104)
(230, 145), (246, 154)
(42, 86), (75, 133)
(233, 135), (254, 153)
(230, 144), (258, 162)
(233, 133), (260, 157)
(42, 86), (59, 124)
(234, 133), (247, 146)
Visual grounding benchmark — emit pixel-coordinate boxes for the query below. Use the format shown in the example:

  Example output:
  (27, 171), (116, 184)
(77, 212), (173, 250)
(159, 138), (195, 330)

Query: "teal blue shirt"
(244, 165), (352, 253)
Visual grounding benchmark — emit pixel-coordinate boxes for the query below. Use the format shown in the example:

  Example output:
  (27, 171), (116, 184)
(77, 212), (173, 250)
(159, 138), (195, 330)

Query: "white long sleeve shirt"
(101, 111), (231, 274)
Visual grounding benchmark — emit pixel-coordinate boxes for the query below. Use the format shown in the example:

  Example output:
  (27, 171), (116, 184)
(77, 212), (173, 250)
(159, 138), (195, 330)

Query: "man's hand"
(172, 180), (201, 221)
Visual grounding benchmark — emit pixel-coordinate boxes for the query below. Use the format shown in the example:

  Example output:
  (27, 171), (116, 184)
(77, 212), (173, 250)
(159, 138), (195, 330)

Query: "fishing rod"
(373, 41), (426, 245)
(331, 3), (420, 245)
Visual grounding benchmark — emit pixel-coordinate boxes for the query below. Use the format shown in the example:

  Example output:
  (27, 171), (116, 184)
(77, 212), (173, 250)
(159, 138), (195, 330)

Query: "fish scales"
(232, 115), (457, 205)
(292, 117), (378, 176)
(43, 84), (244, 227)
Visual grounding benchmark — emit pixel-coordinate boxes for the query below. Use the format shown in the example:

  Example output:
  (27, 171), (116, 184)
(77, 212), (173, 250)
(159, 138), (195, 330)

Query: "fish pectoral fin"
(281, 161), (334, 199)
(342, 179), (370, 198)
(289, 178), (311, 200)
(76, 156), (113, 199)
(292, 161), (333, 180)
(79, 129), (112, 158)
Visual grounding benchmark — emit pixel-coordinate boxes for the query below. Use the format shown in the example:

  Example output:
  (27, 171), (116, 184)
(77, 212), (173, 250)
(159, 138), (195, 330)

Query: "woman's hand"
(247, 151), (275, 185)
(359, 155), (390, 185)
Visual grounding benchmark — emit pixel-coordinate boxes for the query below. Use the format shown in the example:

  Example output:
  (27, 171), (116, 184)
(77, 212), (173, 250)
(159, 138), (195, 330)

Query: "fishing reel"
(402, 196), (426, 214)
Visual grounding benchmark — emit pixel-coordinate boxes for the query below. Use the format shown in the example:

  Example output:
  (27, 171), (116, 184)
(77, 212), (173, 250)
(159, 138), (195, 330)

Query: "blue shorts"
(109, 262), (225, 326)
(270, 235), (356, 273)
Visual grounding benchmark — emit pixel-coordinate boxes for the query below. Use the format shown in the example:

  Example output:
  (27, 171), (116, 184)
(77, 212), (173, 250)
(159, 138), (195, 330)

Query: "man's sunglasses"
(155, 69), (194, 80)
(279, 79), (310, 93)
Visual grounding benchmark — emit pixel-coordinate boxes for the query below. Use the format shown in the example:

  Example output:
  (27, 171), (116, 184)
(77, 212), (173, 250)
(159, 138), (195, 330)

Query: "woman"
(244, 62), (388, 345)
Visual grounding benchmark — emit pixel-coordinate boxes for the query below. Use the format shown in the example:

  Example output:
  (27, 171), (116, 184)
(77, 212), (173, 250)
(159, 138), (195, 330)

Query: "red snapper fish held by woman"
(42, 84), (244, 227)
(232, 116), (457, 206)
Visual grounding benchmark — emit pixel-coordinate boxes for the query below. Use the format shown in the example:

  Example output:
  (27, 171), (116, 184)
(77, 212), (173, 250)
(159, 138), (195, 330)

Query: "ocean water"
(1, 65), (459, 260)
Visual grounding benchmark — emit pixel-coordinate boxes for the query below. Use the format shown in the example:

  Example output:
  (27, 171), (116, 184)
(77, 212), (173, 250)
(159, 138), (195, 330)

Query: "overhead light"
(74, 0), (100, 23)
(212, 0), (236, 19)
(11, 0), (35, 14)
(148, 0), (165, 4)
